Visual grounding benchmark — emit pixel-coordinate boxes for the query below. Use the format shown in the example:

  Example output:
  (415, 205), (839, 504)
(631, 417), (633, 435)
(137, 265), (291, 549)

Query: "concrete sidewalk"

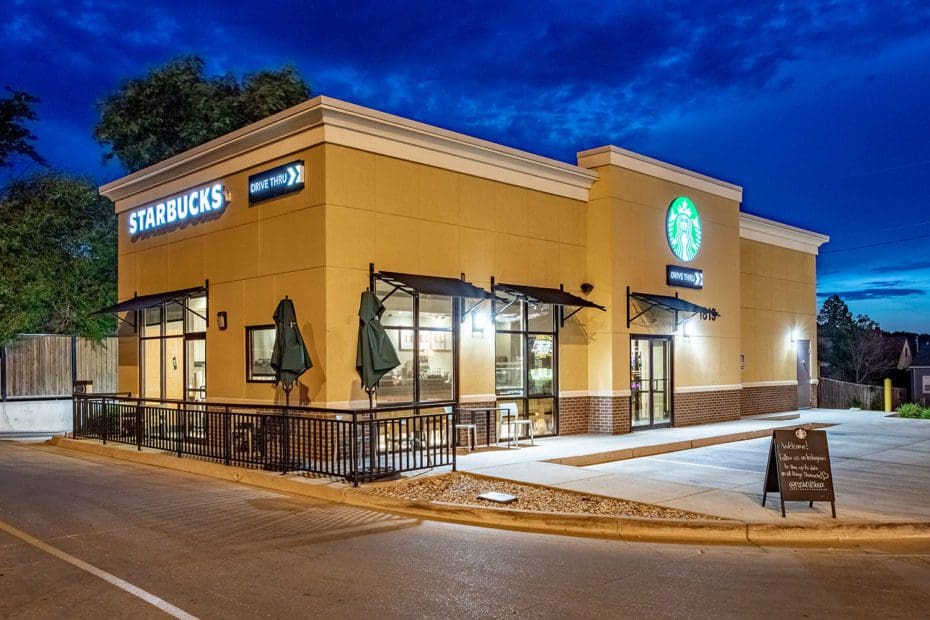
(457, 408), (930, 525)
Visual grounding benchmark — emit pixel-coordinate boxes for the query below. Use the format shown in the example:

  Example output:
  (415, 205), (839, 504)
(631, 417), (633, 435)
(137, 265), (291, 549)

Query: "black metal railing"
(72, 395), (456, 485)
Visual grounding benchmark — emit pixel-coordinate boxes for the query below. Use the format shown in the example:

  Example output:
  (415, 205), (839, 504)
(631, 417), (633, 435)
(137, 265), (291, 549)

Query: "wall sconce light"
(471, 308), (489, 335)
(217, 311), (228, 330)
(790, 328), (798, 343)
(580, 282), (594, 295)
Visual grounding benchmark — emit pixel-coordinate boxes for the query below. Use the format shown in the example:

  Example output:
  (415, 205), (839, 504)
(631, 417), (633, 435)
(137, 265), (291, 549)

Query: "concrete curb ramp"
(47, 436), (930, 547)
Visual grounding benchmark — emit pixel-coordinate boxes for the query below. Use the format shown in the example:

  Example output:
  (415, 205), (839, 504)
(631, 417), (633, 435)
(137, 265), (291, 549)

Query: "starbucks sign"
(666, 196), (702, 262)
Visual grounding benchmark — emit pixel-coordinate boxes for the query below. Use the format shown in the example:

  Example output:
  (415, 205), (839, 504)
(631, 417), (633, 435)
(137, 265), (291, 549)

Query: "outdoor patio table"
(456, 407), (510, 447)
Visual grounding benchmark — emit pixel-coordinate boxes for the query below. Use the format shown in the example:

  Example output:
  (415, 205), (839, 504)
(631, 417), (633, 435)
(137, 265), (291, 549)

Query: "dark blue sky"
(3, 1), (930, 331)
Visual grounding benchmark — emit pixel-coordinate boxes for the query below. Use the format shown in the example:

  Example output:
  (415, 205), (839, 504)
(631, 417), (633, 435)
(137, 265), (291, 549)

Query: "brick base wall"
(558, 396), (588, 435)
(587, 397), (631, 435)
(456, 400), (497, 446)
(464, 384), (803, 439)
(740, 384), (798, 416)
(674, 390), (741, 426)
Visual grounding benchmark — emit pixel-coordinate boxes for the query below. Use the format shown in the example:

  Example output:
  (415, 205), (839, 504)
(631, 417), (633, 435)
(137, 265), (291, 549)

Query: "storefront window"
(164, 337), (184, 399)
(142, 339), (162, 398)
(144, 307), (162, 337)
(527, 334), (554, 396)
(246, 325), (276, 382)
(186, 295), (207, 333)
(494, 293), (558, 436)
(376, 282), (454, 404)
(528, 397), (555, 436)
(139, 292), (208, 400)
(186, 338), (206, 401)
(165, 302), (184, 336)
(527, 303), (553, 332)
(495, 332), (524, 396)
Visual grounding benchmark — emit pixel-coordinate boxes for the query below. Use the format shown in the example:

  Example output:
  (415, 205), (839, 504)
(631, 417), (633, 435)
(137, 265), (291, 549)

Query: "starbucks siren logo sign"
(666, 196), (702, 262)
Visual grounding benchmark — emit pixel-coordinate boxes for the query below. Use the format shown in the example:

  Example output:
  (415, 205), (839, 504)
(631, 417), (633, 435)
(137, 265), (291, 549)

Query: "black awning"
(93, 286), (206, 315)
(495, 283), (606, 310)
(628, 290), (720, 328)
(377, 271), (492, 299)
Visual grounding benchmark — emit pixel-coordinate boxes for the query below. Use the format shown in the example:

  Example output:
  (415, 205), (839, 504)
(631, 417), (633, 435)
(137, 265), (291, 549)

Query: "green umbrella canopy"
(356, 290), (401, 391)
(271, 297), (313, 391)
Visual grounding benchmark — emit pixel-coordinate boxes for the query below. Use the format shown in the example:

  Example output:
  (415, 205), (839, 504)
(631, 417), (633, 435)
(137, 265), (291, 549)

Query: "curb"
(545, 423), (832, 467)
(46, 436), (930, 547)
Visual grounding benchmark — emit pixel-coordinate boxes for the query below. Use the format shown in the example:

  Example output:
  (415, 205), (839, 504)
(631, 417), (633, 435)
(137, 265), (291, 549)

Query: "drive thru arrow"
(286, 166), (299, 186)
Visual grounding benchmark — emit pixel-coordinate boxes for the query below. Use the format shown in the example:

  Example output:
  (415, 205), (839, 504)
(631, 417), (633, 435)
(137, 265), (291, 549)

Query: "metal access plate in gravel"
(366, 472), (722, 520)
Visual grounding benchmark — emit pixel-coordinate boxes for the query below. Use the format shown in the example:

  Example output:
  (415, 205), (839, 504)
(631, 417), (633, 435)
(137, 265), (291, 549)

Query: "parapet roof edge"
(576, 144), (743, 202)
(99, 95), (597, 203)
(739, 212), (830, 255)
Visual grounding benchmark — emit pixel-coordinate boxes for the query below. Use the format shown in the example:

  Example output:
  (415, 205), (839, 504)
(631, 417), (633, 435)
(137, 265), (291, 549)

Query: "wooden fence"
(818, 377), (905, 410)
(1, 334), (118, 399)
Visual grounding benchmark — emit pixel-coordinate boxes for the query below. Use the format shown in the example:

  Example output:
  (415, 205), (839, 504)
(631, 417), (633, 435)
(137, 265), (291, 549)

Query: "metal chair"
(450, 406), (477, 451)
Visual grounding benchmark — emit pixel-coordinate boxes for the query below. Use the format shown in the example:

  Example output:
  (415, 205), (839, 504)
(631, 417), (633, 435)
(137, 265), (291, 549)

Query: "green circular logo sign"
(666, 196), (702, 262)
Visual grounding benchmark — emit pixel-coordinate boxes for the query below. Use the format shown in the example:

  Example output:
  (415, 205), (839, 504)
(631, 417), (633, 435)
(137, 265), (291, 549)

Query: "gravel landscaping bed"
(366, 472), (722, 520)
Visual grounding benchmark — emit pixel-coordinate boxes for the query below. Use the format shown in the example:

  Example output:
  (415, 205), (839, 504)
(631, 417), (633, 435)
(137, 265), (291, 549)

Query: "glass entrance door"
(631, 336), (672, 428)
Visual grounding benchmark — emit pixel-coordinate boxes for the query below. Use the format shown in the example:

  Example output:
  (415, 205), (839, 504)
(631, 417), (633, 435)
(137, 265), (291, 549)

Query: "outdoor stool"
(510, 419), (534, 447)
(455, 423), (477, 450)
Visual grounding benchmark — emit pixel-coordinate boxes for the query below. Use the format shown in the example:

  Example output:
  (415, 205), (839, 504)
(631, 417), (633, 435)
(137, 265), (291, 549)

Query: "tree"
(849, 315), (897, 384)
(93, 56), (311, 172)
(0, 88), (45, 169)
(817, 294), (897, 383)
(0, 173), (116, 344)
(817, 294), (855, 379)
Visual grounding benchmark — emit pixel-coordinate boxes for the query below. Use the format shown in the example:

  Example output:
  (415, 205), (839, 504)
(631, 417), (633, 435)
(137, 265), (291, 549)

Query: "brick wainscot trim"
(457, 400), (497, 446)
(740, 383), (799, 416)
(674, 388), (741, 426)
(558, 395), (631, 435)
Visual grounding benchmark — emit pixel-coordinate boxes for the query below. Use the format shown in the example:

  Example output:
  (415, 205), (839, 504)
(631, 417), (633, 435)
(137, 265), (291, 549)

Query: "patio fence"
(72, 395), (455, 485)
(818, 377), (904, 410)
(1, 334), (118, 400)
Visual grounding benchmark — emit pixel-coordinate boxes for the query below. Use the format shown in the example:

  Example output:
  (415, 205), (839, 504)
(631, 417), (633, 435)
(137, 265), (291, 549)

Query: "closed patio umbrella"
(356, 290), (400, 407)
(271, 296), (313, 407)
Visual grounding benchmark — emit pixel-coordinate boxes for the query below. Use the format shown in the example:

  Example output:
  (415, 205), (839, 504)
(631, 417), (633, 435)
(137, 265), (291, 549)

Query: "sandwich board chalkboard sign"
(762, 427), (836, 518)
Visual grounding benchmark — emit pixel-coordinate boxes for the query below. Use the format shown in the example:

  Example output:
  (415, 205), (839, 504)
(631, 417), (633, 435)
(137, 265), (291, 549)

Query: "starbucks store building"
(100, 96), (828, 436)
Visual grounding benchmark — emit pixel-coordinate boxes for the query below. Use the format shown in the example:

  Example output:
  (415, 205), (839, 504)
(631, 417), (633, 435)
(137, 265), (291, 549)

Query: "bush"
(896, 403), (930, 419)
(869, 392), (884, 411)
(848, 396), (863, 409)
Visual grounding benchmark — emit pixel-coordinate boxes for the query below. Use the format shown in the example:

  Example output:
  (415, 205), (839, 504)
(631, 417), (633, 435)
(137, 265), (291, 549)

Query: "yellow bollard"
(884, 377), (892, 412)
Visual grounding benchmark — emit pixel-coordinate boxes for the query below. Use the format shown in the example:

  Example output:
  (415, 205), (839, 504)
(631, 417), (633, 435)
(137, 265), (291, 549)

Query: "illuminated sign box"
(128, 182), (226, 236)
(249, 160), (304, 204)
(667, 265), (703, 289)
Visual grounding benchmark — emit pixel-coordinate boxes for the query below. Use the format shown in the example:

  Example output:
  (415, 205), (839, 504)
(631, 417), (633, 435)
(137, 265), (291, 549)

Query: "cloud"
(868, 259), (930, 274)
(817, 287), (926, 301)
(5, 0), (930, 176)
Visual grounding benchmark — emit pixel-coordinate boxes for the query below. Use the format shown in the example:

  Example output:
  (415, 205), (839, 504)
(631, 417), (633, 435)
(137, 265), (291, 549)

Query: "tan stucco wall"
(739, 238), (818, 384)
(584, 164), (742, 394)
(113, 131), (819, 413)
(116, 145), (327, 403)
(322, 144), (589, 404)
(116, 143), (592, 405)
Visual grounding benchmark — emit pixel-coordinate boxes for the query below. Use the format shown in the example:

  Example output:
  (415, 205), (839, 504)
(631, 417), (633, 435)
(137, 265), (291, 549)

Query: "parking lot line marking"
(649, 457), (760, 474)
(0, 518), (198, 620)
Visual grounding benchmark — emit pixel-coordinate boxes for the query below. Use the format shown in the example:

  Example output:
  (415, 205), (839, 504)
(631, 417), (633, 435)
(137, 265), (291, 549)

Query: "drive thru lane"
(2, 441), (930, 618)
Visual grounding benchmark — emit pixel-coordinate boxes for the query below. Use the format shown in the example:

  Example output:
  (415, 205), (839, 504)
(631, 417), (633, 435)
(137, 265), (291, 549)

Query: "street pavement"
(2, 441), (930, 618)
(462, 409), (930, 524)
